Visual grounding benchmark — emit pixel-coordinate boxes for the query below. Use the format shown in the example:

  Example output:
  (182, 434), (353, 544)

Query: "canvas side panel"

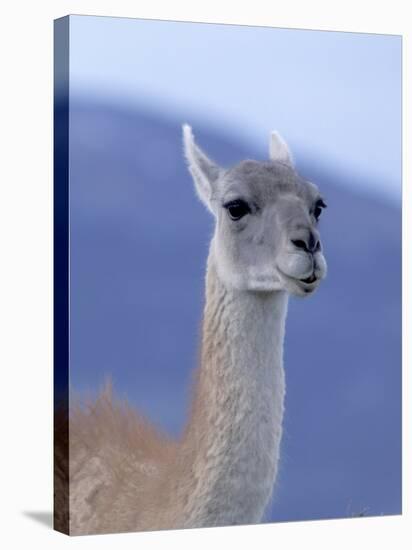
(53, 15), (70, 536)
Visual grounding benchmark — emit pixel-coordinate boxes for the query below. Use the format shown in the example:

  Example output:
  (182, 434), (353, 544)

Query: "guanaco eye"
(224, 199), (251, 221)
(313, 198), (327, 221)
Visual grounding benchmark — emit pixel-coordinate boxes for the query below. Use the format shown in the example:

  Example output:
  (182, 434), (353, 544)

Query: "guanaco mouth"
(299, 273), (317, 284)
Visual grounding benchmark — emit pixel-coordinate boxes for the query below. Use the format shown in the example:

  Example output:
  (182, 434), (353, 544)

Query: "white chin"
(288, 279), (319, 297)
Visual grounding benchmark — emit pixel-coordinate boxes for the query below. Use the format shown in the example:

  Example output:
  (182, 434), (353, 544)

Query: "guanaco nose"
(291, 230), (321, 254)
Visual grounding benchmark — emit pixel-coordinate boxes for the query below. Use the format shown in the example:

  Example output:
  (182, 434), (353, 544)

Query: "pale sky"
(69, 15), (401, 202)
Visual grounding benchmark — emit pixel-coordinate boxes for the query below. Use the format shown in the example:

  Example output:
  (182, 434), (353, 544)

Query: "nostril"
(308, 232), (316, 252)
(314, 240), (321, 252)
(291, 239), (307, 251)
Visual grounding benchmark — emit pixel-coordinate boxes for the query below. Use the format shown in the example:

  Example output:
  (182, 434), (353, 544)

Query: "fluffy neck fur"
(167, 244), (289, 528)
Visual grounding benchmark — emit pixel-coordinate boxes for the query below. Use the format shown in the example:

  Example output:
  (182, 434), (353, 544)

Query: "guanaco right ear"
(269, 131), (294, 167)
(182, 124), (221, 214)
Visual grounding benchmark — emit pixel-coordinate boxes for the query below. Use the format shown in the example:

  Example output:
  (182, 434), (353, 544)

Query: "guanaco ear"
(269, 131), (294, 167)
(183, 124), (221, 214)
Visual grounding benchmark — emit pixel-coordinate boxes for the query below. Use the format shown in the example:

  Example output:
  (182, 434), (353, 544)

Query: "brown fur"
(65, 382), (179, 534)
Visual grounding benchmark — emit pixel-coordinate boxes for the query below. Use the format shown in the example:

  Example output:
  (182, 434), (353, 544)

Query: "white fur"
(179, 253), (288, 527)
(269, 131), (294, 167)
(182, 124), (220, 213)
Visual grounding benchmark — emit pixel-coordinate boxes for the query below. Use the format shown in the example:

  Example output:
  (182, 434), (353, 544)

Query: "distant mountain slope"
(59, 99), (401, 523)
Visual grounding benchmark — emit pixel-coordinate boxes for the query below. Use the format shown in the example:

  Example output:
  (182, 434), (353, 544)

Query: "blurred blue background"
(64, 15), (401, 523)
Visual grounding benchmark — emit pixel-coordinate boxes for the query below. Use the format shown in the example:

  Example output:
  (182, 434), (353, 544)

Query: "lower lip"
(298, 277), (318, 288)
(277, 266), (319, 289)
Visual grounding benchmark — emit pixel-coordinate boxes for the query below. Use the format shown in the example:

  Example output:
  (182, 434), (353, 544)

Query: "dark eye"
(313, 198), (327, 221)
(223, 199), (251, 221)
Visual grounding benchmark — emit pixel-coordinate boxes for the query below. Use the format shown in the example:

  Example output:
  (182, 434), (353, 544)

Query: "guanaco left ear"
(269, 131), (294, 167)
(183, 124), (221, 214)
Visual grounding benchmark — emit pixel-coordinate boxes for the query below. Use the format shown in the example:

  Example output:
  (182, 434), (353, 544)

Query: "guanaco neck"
(169, 247), (289, 528)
